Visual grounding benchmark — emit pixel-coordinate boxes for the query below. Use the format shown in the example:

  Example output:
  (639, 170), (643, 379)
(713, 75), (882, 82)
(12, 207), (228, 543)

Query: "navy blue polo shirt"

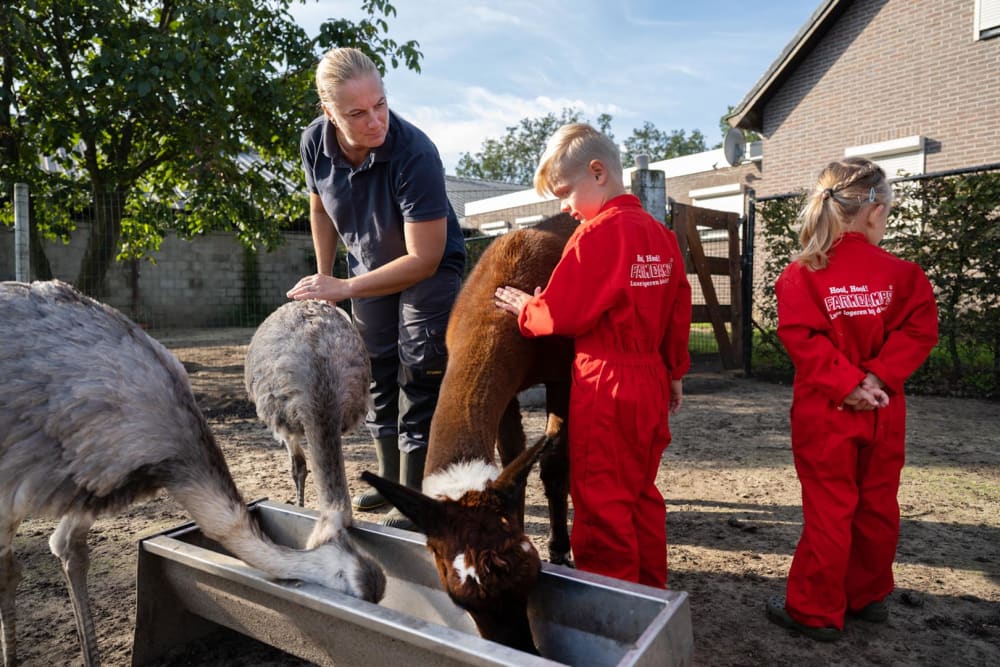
(300, 110), (465, 278)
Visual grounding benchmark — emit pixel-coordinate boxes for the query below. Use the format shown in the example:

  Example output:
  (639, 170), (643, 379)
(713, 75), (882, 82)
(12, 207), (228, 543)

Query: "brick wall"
(464, 162), (758, 230)
(464, 199), (562, 231)
(667, 162), (762, 206)
(758, 0), (1000, 197)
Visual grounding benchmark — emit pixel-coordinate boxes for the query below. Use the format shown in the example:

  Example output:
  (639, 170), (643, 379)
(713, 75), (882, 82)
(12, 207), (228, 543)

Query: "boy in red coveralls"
(494, 123), (691, 587)
(767, 158), (938, 641)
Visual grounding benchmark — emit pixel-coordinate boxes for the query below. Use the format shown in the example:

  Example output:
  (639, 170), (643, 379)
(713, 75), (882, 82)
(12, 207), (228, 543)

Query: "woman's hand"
(286, 274), (352, 304)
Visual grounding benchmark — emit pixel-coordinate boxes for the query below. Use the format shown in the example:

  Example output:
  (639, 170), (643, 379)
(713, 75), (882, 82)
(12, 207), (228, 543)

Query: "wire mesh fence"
(3, 181), (744, 371)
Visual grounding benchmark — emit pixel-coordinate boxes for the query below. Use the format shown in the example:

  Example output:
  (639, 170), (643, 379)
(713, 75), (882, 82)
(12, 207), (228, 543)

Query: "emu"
(0, 280), (385, 667)
(362, 213), (577, 654)
(245, 299), (371, 549)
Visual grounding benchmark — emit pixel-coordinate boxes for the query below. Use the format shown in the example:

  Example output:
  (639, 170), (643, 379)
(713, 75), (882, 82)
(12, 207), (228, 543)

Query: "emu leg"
(541, 382), (573, 566)
(49, 513), (99, 667)
(284, 436), (308, 507)
(0, 528), (22, 667)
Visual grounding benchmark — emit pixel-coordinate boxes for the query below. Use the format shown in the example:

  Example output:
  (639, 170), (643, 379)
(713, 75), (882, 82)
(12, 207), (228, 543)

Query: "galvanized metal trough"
(132, 500), (693, 666)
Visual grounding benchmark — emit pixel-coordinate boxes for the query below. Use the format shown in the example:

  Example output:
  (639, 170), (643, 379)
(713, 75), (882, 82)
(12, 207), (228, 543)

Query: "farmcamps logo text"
(824, 283), (893, 319)
(630, 255), (673, 287)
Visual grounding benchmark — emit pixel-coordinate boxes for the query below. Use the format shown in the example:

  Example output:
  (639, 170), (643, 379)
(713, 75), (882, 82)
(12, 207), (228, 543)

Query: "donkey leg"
(541, 382), (573, 566)
(496, 397), (528, 526)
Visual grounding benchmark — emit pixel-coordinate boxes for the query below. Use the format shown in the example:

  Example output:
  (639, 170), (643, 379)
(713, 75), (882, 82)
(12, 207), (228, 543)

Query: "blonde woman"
(288, 47), (465, 526)
(767, 157), (938, 641)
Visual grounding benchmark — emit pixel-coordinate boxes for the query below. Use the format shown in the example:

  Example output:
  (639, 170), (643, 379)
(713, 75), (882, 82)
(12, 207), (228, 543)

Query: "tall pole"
(630, 154), (667, 224)
(14, 183), (30, 282)
(742, 188), (756, 377)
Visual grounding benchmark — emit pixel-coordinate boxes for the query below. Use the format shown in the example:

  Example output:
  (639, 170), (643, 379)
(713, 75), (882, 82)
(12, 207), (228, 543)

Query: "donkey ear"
(491, 435), (551, 498)
(360, 471), (447, 535)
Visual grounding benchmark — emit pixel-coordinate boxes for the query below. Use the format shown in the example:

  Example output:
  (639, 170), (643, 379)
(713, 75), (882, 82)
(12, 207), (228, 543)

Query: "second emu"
(245, 299), (372, 549)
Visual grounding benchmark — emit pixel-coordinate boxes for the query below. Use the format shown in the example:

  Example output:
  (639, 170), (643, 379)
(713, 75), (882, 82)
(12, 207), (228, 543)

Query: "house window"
(845, 135), (925, 178)
(976, 0), (1000, 40)
(514, 215), (543, 230)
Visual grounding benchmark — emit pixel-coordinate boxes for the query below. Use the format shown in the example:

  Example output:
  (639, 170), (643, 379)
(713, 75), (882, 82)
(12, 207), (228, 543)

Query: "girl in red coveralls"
(766, 158), (938, 641)
(494, 123), (691, 588)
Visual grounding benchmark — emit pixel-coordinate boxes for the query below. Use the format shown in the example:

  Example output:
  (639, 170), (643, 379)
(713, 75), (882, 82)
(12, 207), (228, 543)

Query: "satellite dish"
(723, 127), (745, 167)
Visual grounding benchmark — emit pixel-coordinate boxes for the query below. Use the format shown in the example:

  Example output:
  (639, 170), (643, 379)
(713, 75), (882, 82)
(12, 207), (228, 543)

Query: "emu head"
(360, 436), (550, 654)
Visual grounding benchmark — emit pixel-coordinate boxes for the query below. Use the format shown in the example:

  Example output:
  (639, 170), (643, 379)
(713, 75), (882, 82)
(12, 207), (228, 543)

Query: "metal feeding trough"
(132, 500), (693, 666)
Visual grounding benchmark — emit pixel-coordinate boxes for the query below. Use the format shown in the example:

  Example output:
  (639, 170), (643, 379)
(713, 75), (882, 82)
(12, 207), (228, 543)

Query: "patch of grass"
(750, 327), (998, 400)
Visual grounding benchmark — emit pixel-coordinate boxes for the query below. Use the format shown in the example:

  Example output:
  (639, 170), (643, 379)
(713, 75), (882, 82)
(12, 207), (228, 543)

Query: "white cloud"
(290, 1), (820, 172)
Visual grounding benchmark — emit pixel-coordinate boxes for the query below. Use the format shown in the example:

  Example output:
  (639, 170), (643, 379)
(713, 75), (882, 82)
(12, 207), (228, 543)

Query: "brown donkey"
(361, 213), (578, 653)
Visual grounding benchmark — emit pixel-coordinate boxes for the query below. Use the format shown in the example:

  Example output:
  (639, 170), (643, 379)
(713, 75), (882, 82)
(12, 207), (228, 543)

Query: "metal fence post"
(742, 188), (756, 377)
(14, 183), (30, 282)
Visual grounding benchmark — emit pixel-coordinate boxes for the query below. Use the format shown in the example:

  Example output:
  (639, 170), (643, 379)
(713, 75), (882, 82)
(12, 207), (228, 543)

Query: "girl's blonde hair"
(796, 157), (893, 269)
(533, 123), (622, 196)
(315, 47), (382, 107)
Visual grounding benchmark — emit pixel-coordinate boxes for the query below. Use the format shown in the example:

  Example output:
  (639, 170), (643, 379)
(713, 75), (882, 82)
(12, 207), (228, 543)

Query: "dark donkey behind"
(362, 212), (577, 654)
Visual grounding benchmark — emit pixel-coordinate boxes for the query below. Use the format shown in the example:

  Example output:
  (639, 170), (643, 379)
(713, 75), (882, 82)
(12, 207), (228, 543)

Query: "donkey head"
(360, 436), (550, 654)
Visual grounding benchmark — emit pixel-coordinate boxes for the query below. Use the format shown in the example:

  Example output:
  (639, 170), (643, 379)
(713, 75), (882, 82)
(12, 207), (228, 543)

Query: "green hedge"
(755, 169), (1000, 399)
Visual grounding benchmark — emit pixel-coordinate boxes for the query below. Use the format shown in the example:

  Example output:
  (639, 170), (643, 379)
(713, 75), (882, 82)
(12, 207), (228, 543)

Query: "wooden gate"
(671, 202), (743, 370)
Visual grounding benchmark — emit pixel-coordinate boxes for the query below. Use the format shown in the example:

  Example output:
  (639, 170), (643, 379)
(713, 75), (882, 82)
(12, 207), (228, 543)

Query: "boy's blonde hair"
(315, 47), (382, 107)
(534, 123), (622, 197)
(796, 157), (894, 270)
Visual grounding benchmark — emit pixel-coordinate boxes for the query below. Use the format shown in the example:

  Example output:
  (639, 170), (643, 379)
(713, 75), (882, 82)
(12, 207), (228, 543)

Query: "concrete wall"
(0, 223), (315, 328)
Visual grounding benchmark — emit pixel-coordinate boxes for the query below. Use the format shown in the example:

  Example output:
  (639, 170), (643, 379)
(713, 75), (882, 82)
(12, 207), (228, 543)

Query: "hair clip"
(868, 186), (876, 203)
(821, 188), (835, 201)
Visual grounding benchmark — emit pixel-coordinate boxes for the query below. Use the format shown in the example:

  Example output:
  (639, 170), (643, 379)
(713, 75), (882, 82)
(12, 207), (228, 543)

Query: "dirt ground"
(9, 328), (999, 666)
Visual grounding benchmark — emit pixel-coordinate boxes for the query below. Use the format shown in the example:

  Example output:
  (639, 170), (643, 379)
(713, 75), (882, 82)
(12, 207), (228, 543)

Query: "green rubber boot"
(352, 436), (399, 511)
(382, 448), (427, 530)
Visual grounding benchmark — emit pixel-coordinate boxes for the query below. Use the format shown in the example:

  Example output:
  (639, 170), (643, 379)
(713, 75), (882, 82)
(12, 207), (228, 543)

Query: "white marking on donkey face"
(422, 460), (500, 501)
(452, 553), (481, 585)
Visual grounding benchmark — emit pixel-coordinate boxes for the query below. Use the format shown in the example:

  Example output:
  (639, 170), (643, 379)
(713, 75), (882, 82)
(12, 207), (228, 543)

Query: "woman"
(288, 47), (465, 526)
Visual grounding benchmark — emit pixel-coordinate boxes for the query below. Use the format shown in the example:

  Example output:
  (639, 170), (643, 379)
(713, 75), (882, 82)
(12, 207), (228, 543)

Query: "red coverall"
(517, 194), (691, 587)
(776, 232), (938, 629)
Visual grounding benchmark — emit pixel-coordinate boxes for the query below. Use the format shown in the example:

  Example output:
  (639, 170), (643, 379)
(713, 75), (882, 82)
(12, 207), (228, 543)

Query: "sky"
(288, 0), (822, 174)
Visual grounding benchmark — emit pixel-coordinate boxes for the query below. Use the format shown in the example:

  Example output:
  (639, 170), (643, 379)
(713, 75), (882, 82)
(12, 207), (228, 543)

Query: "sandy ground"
(7, 328), (999, 666)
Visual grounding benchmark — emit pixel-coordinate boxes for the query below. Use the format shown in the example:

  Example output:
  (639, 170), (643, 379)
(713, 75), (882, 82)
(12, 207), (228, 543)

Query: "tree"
(1, 0), (421, 296)
(455, 108), (613, 185)
(620, 122), (707, 167)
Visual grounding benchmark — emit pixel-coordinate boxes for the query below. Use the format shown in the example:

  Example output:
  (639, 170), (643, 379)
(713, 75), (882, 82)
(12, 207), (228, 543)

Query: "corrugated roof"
(36, 150), (522, 219)
(444, 175), (527, 218)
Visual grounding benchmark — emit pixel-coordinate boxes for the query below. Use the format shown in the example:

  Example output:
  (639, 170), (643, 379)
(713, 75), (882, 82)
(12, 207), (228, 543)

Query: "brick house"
(463, 146), (762, 234)
(723, 0), (1000, 327)
(727, 0), (1000, 195)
